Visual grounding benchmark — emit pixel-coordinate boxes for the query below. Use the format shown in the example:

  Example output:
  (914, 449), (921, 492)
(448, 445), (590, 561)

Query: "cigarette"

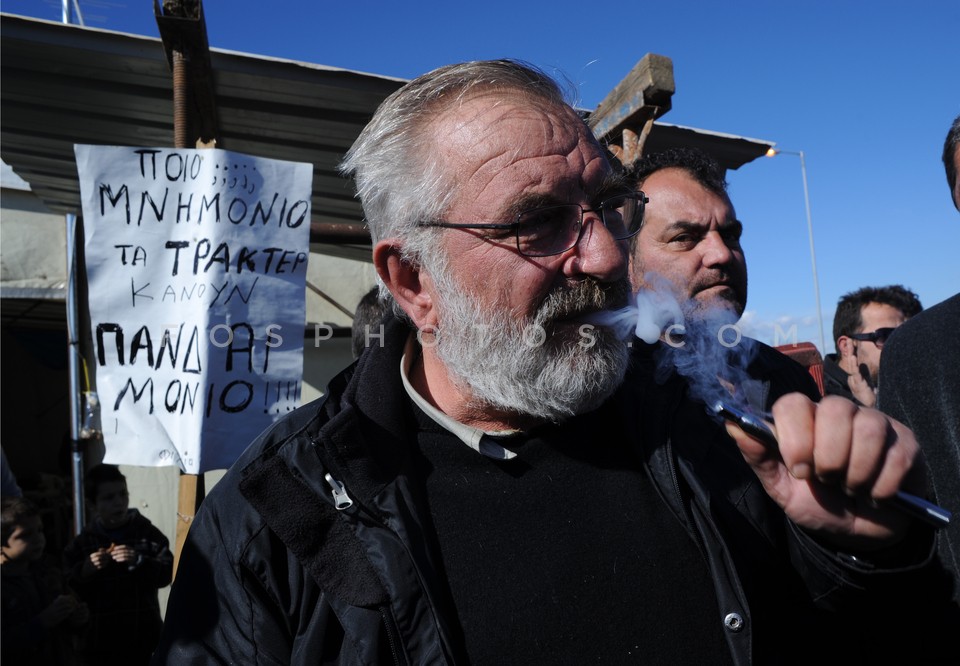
(712, 400), (951, 530)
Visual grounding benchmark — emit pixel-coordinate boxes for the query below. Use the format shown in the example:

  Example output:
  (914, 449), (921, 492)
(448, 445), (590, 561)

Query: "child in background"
(2, 496), (89, 664)
(64, 464), (173, 665)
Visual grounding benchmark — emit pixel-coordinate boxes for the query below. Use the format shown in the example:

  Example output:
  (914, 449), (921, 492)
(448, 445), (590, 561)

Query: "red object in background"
(775, 342), (825, 396)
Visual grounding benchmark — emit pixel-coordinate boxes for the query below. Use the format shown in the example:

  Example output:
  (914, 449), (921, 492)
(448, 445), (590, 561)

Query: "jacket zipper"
(323, 474), (404, 664)
(321, 470), (456, 664)
(323, 472), (354, 510)
(379, 605), (406, 666)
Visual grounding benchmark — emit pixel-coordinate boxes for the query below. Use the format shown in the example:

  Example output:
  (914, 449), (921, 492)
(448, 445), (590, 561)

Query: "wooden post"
(173, 471), (204, 578)
(154, 0), (219, 577)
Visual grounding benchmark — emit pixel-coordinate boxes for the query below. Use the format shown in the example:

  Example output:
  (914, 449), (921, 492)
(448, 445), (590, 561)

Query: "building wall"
(0, 186), (66, 289)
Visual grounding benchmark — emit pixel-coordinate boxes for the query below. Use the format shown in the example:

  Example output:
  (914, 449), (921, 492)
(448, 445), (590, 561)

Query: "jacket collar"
(317, 313), (418, 503)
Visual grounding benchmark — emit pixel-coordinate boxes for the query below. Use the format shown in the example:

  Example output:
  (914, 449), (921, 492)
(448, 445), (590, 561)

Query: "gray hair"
(339, 60), (573, 304)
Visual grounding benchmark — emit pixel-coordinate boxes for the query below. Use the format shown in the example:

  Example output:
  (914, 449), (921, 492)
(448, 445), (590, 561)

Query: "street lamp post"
(62, 0), (85, 26)
(766, 148), (827, 355)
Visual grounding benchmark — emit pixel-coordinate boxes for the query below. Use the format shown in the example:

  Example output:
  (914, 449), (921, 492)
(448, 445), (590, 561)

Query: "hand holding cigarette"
(718, 393), (949, 547)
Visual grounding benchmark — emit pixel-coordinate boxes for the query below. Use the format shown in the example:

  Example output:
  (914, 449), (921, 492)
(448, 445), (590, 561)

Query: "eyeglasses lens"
(604, 194), (643, 239)
(516, 205), (582, 257)
(515, 193), (645, 257)
(874, 328), (894, 348)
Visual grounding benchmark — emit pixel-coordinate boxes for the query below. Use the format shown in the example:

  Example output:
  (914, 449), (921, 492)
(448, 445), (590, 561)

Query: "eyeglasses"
(849, 327), (896, 349)
(418, 192), (648, 258)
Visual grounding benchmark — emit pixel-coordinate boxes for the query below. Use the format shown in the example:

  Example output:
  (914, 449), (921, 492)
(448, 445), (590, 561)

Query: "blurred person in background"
(823, 285), (922, 407)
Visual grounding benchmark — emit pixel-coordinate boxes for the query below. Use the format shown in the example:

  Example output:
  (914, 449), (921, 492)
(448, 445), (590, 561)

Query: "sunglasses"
(849, 327), (896, 349)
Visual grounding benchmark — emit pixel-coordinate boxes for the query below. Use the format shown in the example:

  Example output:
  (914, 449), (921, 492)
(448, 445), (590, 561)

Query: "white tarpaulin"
(75, 145), (312, 473)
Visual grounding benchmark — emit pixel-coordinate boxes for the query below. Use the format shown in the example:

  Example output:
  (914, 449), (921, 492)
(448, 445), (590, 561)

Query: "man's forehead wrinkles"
(471, 149), (598, 205)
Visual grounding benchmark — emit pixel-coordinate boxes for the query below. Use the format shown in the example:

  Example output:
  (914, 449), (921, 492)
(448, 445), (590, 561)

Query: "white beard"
(428, 262), (632, 422)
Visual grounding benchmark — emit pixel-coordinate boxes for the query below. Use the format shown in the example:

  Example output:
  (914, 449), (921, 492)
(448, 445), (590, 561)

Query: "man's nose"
(563, 214), (628, 282)
(702, 231), (735, 266)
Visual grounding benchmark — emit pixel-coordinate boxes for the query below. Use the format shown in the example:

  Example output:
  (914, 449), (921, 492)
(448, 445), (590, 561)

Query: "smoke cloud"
(590, 273), (766, 414)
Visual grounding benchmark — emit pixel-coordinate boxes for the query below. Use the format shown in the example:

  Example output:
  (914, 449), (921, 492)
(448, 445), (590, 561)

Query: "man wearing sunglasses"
(824, 285), (923, 407)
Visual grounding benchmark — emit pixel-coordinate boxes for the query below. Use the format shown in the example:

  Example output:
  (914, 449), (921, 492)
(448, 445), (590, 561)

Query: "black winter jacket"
(823, 353), (863, 404)
(153, 320), (957, 665)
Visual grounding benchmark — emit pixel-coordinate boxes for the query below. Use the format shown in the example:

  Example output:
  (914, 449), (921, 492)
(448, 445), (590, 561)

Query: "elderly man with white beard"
(154, 61), (957, 665)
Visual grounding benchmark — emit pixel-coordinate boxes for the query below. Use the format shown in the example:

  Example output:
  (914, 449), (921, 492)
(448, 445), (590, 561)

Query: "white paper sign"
(75, 145), (312, 473)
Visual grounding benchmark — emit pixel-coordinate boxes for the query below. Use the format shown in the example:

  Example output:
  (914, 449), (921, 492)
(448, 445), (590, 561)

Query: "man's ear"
(837, 335), (855, 359)
(836, 336), (861, 374)
(373, 240), (437, 329)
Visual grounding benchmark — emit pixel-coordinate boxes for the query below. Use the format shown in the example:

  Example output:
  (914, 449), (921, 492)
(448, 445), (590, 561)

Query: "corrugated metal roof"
(0, 13), (405, 259)
(1, 13), (774, 265)
(639, 121), (774, 172)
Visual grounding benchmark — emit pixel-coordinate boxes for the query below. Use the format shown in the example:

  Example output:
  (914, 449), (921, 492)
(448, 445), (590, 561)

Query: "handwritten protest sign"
(75, 145), (312, 473)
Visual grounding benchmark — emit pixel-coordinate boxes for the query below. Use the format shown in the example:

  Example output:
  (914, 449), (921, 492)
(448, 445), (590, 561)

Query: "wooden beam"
(589, 53), (675, 148)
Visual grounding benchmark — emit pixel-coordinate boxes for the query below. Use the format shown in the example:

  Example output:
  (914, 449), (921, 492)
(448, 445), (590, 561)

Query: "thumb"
(723, 418), (783, 474)
(722, 415), (810, 515)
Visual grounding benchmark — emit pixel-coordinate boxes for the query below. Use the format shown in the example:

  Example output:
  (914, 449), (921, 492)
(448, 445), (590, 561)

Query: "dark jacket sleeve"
(134, 522), (173, 589)
(152, 468), (289, 664)
(151, 454), (350, 665)
(62, 533), (91, 582)
(745, 340), (822, 409)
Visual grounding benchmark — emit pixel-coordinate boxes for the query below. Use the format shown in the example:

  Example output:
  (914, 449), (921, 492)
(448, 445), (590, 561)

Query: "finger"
(870, 416), (921, 500)
(846, 374), (865, 394)
(724, 416), (798, 510)
(723, 418), (778, 466)
(769, 393), (818, 480)
(810, 396), (858, 485)
(843, 408), (889, 494)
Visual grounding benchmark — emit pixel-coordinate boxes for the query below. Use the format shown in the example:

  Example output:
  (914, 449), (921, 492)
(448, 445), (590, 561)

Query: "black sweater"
(411, 402), (732, 665)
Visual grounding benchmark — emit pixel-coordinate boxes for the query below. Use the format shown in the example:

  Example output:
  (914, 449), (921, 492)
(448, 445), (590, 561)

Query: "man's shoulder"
(744, 338), (822, 402)
(746, 338), (801, 369)
(888, 292), (960, 348)
(880, 293), (960, 395)
(181, 395), (336, 552)
(624, 336), (820, 404)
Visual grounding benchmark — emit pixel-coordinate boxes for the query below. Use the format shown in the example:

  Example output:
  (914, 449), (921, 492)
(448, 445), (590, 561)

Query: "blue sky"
(5, 0), (959, 354)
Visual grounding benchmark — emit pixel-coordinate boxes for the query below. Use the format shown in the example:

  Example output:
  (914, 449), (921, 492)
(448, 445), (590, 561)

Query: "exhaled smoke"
(590, 273), (765, 414)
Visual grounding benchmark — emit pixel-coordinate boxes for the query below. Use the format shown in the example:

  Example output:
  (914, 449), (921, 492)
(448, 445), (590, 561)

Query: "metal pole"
(62, 0), (85, 25)
(796, 151), (827, 355)
(767, 148), (827, 355)
(65, 213), (85, 535)
(71, 0), (86, 25)
(62, 0), (87, 536)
